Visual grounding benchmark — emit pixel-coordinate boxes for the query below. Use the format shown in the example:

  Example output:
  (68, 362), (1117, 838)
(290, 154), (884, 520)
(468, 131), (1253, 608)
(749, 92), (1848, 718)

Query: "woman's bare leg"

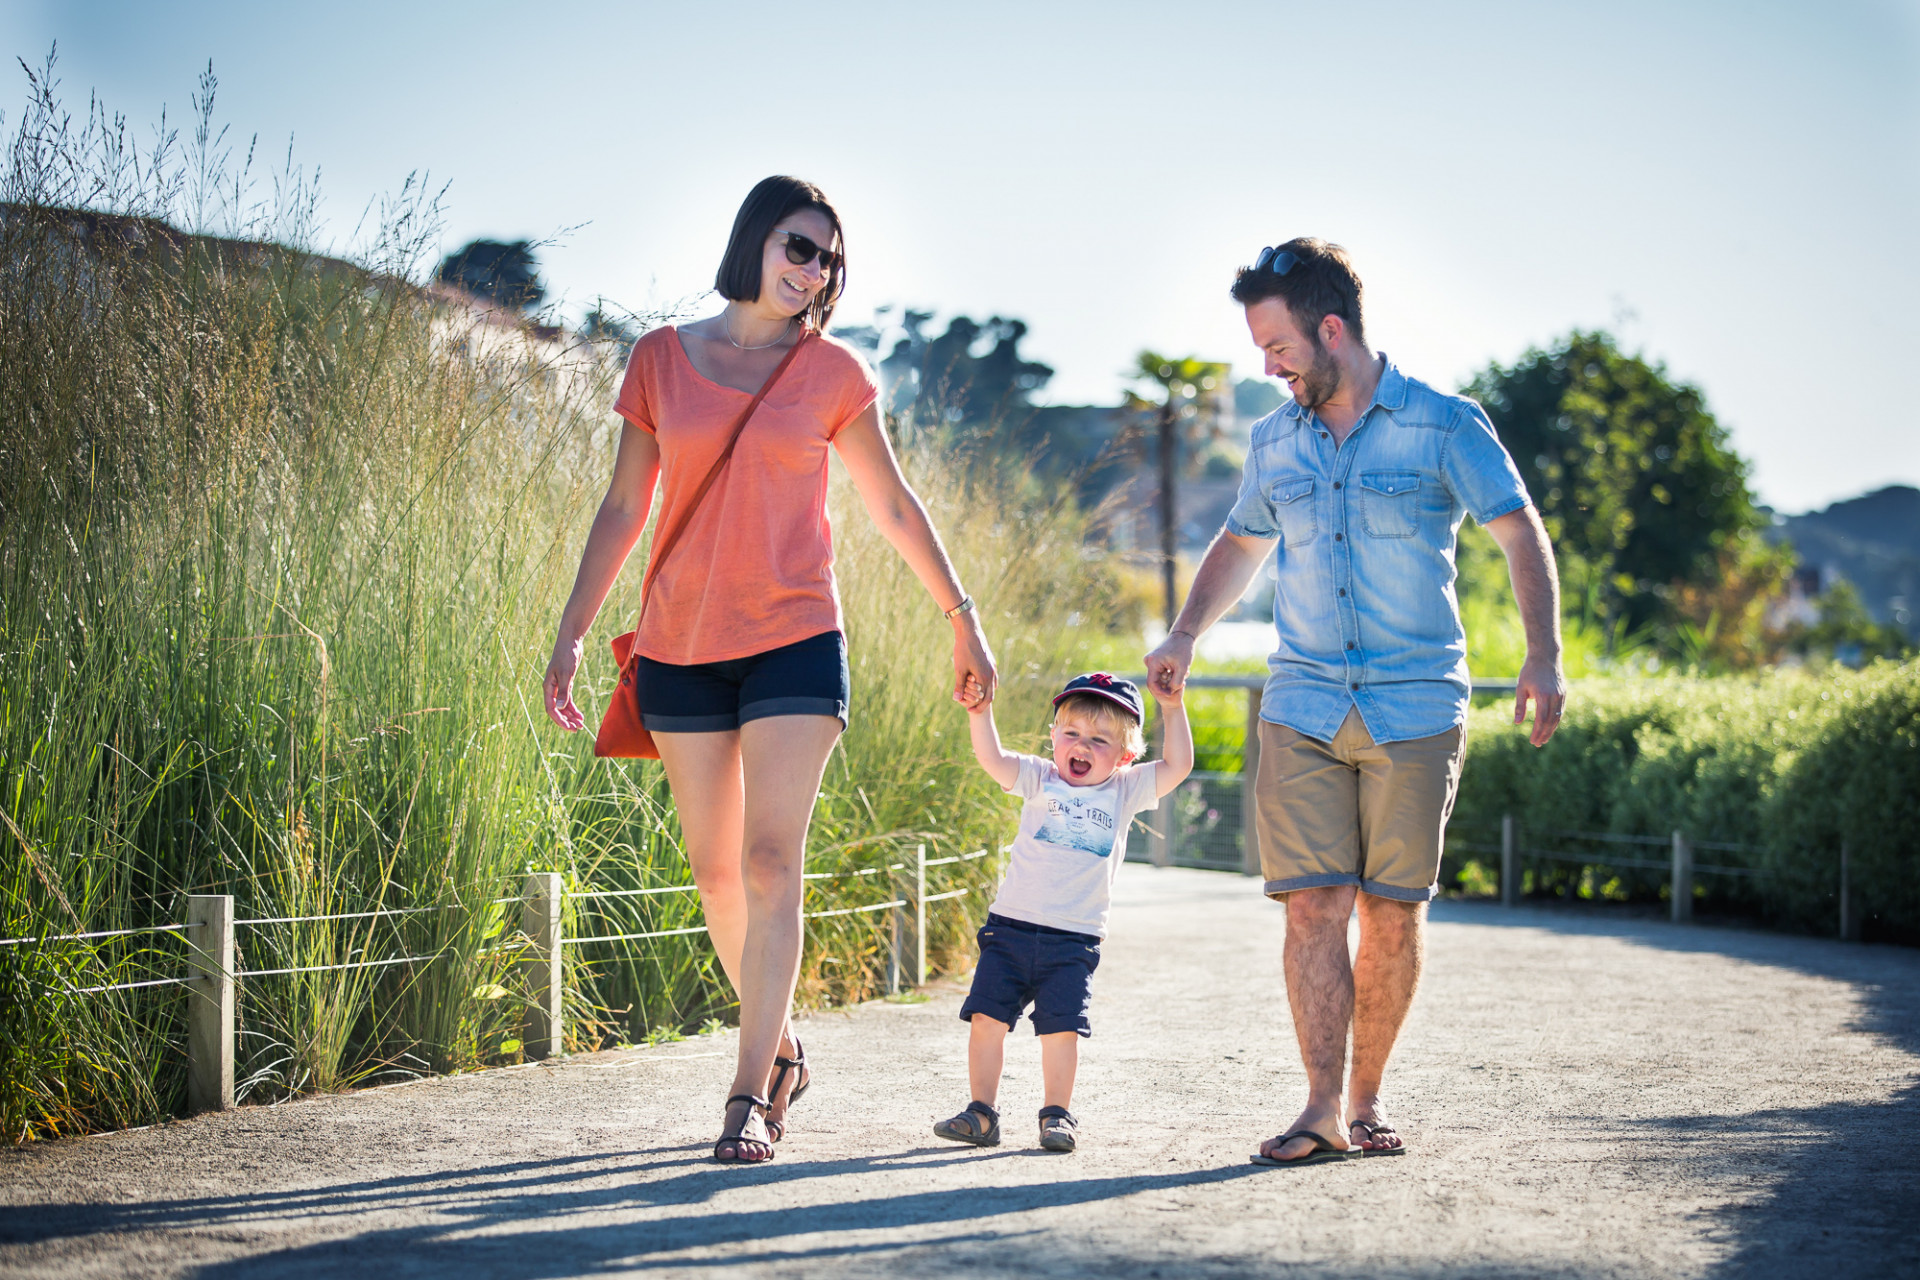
(655, 721), (831, 1143)
(731, 715), (841, 1121)
(653, 731), (748, 991)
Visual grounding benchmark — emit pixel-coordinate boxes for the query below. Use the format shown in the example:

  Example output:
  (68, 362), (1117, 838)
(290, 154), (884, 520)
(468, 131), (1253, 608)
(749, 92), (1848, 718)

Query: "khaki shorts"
(1255, 707), (1466, 903)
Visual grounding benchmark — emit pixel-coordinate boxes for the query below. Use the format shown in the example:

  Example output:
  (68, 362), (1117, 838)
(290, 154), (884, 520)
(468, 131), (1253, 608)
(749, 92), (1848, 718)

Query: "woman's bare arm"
(544, 423), (661, 730)
(833, 403), (998, 706)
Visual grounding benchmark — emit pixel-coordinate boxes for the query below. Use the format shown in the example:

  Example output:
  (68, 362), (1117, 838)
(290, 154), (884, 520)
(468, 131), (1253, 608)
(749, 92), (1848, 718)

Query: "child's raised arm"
(1149, 688), (1195, 799)
(967, 698), (1022, 791)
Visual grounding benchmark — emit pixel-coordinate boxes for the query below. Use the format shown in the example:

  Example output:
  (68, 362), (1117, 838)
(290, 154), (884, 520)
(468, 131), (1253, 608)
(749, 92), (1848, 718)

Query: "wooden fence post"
(1149, 707), (1172, 867)
(1500, 814), (1517, 908)
(1670, 830), (1693, 924)
(186, 894), (234, 1114)
(913, 843), (928, 987)
(1839, 840), (1856, 941)
(522, 872), (564, 1059)
(1241, 689), (1263, 877)
(887, 899), (903, 995)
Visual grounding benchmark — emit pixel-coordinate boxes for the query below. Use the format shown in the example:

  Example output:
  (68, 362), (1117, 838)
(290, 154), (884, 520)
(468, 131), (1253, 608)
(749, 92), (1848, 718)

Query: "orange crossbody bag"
(593, 333), (812, 759)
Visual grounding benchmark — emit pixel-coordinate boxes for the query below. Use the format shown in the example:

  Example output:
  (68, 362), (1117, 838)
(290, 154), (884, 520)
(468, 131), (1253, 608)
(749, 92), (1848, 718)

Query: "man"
(1143, 238), (1565, 1165)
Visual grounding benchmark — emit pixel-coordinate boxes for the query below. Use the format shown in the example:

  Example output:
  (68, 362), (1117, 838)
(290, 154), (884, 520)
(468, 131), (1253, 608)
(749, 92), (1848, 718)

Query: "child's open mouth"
(1066, 758), (1091, 779)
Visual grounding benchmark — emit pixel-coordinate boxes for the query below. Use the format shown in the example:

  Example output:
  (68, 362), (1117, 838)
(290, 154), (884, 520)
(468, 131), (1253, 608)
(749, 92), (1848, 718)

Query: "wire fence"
(0, 841), (1006, 1113)
(1437, 813), (1850, 933)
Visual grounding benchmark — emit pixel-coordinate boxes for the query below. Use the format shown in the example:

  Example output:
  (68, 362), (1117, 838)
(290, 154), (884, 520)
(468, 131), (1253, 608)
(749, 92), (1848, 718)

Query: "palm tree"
(1128, 352), (1230, 627)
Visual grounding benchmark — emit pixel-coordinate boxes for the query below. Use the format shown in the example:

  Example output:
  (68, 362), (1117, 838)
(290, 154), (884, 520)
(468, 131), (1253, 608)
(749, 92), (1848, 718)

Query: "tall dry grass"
(0, 60), (1124, 1140)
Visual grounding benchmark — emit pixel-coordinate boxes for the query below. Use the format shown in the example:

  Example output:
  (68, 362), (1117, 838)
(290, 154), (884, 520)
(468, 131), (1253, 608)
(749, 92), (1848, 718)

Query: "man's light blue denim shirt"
(1225, 357), (1531, 745)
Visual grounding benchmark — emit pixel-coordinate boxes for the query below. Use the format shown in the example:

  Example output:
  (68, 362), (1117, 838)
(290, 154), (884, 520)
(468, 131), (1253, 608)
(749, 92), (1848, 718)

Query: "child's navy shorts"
(958, 912), (1102, 1037)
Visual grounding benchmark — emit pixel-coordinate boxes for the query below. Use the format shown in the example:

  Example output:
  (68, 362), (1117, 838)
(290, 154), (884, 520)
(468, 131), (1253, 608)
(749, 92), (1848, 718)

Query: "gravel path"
(4, 865), (1917, 1279)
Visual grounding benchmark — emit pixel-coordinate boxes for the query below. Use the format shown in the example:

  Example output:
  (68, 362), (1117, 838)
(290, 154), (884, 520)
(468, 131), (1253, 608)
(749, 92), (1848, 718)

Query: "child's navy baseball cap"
(1052, 672), (1144, 721)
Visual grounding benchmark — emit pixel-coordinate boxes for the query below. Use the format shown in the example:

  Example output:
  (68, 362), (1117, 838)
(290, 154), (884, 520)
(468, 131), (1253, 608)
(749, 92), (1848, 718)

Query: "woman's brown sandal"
(764, 1035), (810, 1142)
(713, 1093), (774, 1164)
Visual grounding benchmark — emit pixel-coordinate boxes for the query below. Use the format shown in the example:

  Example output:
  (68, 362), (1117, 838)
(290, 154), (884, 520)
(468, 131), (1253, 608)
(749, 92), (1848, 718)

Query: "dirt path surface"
(4, 866), (1918, 1279)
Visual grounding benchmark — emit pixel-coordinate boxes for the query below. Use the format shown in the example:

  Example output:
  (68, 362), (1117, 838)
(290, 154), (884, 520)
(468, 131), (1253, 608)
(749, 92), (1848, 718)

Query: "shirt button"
(1351, 681), (1361, 691)
(1346, 642), (1355, 651)
(1334, 532), (1344, 542)
(1339, 588), (1347, 597)
(1333, 481), (1342, 490)
(1320, 432), (1328, 439)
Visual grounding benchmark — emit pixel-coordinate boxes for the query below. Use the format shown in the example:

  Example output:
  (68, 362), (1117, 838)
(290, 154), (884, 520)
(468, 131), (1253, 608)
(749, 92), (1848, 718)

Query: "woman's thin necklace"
(725, 313), (794, 351)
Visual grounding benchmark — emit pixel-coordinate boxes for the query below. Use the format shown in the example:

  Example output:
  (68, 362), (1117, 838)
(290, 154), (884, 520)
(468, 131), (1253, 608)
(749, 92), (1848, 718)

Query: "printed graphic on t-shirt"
(1033, 780), (1121, 857)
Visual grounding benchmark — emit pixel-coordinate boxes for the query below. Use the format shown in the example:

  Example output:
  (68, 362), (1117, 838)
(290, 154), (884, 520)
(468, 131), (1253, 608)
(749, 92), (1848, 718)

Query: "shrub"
(1449, 664), (1919, 940)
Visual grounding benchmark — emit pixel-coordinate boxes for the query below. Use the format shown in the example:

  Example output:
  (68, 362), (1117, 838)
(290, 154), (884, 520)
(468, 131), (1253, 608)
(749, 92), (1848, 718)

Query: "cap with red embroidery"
(1051, 672), (1144, 721)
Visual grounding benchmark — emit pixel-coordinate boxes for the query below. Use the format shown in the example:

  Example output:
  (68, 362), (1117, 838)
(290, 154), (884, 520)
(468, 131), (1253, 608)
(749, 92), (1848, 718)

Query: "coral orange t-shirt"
(613, 326), (879, 665)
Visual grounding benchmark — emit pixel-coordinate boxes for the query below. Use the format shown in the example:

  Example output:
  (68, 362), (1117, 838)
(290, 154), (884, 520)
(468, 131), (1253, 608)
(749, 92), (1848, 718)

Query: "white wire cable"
(0, 922), (191, 947)
(239, 954), (435, 978)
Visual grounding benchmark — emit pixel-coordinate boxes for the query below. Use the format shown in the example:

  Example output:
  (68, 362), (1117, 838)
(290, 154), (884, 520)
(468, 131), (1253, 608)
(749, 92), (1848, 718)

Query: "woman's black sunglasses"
(782, 232), (842, 274)
(1254, 245), (1301, 276)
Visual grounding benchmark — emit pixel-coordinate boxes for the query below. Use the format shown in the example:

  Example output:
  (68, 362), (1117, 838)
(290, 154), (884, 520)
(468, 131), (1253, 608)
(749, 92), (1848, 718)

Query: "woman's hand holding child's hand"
(952, 621), (997, 710)
(960, 674), (992, 713)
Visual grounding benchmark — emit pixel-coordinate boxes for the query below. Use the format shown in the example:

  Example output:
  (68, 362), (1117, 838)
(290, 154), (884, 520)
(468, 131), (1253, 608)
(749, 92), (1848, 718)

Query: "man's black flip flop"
(1350, 1119), (1408, 1157)
(1249, 1128), (1359, 1167)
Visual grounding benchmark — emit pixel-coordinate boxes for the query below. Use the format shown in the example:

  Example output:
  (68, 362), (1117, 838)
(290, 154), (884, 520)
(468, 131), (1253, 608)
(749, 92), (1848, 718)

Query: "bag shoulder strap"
(638, 330), (812, 608)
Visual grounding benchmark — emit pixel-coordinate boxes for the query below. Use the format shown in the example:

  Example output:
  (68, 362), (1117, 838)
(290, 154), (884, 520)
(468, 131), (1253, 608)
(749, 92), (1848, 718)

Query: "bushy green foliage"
(1464, 331), (1761, 617)
(1450, 664), (1920, 939)
(1766, 662), (1920, 937)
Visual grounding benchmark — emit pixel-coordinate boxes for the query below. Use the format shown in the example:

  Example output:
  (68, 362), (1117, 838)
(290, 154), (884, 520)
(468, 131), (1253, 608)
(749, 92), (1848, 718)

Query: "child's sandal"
(1038, 1105), (1078, 1152)
(933, 1100), (1001, 1147)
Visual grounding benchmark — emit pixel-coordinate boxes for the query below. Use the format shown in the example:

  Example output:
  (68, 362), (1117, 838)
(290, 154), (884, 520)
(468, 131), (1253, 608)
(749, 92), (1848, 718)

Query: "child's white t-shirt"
(987, 754), (1163, 939)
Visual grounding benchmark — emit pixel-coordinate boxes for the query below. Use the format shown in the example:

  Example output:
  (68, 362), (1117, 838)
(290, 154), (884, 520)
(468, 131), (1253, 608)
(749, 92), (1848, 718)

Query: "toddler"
(934, 671), (1192, 1152)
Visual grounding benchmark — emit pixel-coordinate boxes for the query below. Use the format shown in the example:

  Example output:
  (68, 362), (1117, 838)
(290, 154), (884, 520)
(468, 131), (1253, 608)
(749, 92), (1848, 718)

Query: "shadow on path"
(6, 1145), (1273, 1278)
(1436, 901), (1920, 1280)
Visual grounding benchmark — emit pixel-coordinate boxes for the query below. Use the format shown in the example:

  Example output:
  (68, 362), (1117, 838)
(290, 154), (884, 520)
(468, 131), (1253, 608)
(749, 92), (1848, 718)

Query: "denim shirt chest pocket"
(1269, 475), (1316, 547)
(1358, 469), (1421, 538)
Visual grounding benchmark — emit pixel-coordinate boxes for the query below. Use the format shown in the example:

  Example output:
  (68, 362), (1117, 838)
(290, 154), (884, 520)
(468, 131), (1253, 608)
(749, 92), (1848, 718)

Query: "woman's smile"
(777, 272), (815, 304)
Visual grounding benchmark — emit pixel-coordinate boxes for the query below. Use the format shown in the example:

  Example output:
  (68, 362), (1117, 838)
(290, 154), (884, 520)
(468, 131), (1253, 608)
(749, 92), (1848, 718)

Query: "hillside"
(1769, 485), (1920, 635)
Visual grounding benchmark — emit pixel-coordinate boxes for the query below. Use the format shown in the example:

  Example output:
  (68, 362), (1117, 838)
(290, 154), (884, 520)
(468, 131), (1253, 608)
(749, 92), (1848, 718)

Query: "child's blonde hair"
(1051, 692), (1148, 758)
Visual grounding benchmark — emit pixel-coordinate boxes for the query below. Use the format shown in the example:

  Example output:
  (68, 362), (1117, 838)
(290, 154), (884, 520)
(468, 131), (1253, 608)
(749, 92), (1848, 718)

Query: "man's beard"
(1293, 340), (1343, 411)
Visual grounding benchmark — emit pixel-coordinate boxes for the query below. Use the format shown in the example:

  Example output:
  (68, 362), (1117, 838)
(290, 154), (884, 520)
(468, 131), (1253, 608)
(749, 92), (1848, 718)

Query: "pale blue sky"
(6, 0), (1915, 512)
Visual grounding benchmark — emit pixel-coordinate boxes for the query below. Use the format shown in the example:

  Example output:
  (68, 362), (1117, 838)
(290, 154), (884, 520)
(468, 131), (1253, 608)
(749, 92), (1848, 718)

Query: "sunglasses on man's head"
(1254, 246), (1301, 276)
(781, 231), (842, 274)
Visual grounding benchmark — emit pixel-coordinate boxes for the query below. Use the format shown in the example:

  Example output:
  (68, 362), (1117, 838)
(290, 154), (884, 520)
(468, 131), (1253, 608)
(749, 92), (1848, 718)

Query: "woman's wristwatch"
(943, 594), (975, 621)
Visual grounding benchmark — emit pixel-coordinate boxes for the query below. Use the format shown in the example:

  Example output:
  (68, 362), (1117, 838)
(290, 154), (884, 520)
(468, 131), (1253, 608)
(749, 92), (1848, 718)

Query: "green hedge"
(1449, 661), (1920, 942)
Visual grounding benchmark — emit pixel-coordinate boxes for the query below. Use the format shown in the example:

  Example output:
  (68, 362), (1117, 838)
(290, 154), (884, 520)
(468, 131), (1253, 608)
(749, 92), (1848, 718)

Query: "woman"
(543, 176), (997, 1163)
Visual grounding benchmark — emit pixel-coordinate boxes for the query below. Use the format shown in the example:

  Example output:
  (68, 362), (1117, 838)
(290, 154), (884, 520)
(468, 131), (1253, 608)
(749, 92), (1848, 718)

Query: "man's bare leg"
(1347, 893), (1425, 1152)
(1260, 883), (1357, 1161)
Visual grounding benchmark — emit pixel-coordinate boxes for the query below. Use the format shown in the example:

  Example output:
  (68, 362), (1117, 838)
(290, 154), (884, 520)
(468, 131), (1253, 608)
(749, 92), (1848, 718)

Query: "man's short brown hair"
(1229, 237), (1366, 347)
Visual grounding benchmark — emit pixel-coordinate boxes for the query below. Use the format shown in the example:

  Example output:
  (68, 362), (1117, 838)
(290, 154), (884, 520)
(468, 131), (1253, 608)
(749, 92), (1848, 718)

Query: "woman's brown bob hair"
(714, 175), (846, 332)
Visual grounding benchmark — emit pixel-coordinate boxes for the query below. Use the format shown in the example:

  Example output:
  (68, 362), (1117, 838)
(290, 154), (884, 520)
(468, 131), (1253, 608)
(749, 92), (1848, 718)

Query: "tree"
(581, 302), (639, 357)
(876, 313), (1053, 433)
(1462, 331), (1765, 639)
(434, 239), (546, 311)
(1127, 353), (1230, 628)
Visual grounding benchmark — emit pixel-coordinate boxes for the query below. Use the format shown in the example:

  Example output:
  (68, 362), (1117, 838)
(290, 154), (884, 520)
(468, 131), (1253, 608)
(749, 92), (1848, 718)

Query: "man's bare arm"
(1142, 529), (1272, 697)
(1483, 504), (1567, 747)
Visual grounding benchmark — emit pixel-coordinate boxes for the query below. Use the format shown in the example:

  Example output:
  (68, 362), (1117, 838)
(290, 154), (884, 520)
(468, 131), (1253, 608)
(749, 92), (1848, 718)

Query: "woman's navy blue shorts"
(633, 629), (849, 733)
(958, 912), (1102, 1037)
